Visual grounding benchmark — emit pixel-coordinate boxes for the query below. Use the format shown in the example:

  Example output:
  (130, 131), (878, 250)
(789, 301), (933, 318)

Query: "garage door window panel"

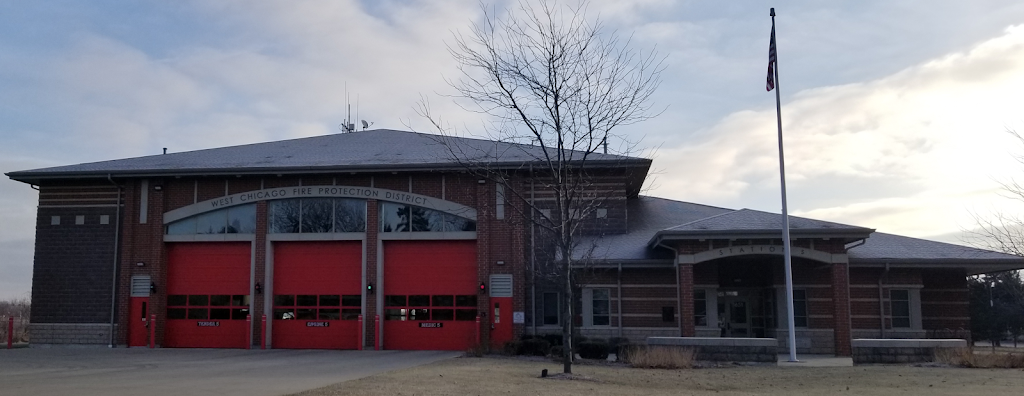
(169, 294), (249, 321)
(275, 293), (359, 321)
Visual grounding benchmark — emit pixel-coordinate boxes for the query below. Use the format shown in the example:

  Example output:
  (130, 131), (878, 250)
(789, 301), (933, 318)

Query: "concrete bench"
(851, 339), (968, 364)
(647, 337), (778, 362)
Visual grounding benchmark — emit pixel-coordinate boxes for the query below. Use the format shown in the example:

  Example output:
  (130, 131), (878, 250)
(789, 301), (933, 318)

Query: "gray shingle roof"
(579, 198), (1024, 273)
(7, 129), (649, 183)
(578, 196), (733, 262)
(655, 208), (874, 239)
(849, 232), (1024, 272)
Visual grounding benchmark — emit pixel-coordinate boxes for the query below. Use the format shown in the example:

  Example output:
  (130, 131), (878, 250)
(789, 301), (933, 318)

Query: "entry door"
(718, 296), (750, 337)
(128, 275), (151, 347)
(128, 297), (149, 347)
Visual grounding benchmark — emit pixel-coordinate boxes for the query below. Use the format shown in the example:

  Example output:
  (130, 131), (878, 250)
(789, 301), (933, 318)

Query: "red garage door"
(272, 241), (362, 349)
(165, 242), (251, 348)
(383, 240), (478, 350)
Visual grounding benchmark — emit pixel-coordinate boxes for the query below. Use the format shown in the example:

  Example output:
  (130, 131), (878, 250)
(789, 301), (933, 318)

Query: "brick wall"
(31, 185), (120, 325)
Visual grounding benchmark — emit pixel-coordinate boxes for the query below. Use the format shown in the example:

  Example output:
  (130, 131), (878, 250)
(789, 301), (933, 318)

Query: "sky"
(3, 0), (1024, 300)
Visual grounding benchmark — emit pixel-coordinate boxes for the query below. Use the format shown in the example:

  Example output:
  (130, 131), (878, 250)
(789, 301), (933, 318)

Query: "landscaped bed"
(291, 355), (1024, 396)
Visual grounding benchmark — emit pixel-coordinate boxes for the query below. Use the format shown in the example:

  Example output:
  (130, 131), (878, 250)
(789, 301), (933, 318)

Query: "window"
(273, 294), (361, 321)
(379, 203), (475, 233)
(75, 215), (85, 225)
(890, 289), (911, 328)
(166, 203), (257, 235)
(694, 289), (707, 326)
(269, 198), (365, 234)
(100, 215), (110, 225)
(167, 294), (249, 320)
(383, 294), (477, 321)
(793, 289), (808, 328)
(51, 216), (60, 225)
(496, 184), (505, 220)
(584, 288), (611, 326)
(542, 292), (559, 325)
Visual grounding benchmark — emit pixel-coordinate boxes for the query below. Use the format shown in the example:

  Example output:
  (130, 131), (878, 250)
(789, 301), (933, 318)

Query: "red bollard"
(260, 314), (267, 349)
(246, 314), (252, 349)
(149, 314), (156, 348)
(374, 315), (380, 350)
(357, 315), (364, 351)
(475, 315), (481, 346)
(7, 317), (13, 349)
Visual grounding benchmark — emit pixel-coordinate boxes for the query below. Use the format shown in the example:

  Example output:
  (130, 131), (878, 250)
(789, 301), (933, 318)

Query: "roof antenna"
(339, 83), (355, 133)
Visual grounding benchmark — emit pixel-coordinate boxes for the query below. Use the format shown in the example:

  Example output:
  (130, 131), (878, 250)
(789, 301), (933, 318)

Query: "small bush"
(520, 338), (552, 356)
(578, 340), (610, 360)
(936, 348), (1024, 368)
(502, 340), (522, 355)
(616, 342), (644, 362)
(540, 333), (563, 346)
(464, 342), (487, 357)
(622, 345), (695, 369)
(608, 337), (630, 349)
(549, 345), (565, 359)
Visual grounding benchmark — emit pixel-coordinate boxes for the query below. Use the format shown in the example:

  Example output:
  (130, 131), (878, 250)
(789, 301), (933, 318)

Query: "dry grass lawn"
(292, 356), (1024, 396)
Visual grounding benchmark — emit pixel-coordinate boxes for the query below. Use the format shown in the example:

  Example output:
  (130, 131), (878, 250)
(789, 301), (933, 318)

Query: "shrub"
(622, 345), (695, 369)
(540, 333), (563, 346)
(578, 340), (610, 360)
(502, 340), (522, 356)
(608, 337), (630, 350)
(464, 342), (487, 357)
(520, 338), (552, 356)
(616, 342), (644, 362)
(936, 348), (1024, 368)
(549, 345), (565, 359)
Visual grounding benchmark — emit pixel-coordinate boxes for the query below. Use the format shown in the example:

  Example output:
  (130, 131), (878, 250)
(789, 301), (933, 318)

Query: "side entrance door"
(128, 276), (151, 347)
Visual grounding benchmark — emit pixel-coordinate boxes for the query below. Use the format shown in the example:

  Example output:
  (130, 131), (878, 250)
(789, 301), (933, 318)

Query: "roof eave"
(648, 228), (873, 247)
(7, 158), (653, 185)
(850, 259), (1024, 275)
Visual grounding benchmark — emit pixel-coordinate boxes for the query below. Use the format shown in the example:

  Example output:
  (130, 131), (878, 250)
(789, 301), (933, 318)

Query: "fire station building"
(8, 129), (1024, 354)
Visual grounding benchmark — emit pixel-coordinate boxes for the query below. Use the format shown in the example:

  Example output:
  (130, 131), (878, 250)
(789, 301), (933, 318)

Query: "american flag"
(767, 26), (777, 91)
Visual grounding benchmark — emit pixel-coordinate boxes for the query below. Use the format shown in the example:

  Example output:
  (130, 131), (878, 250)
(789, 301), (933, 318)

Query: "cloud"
(650, 24), (1024, 239)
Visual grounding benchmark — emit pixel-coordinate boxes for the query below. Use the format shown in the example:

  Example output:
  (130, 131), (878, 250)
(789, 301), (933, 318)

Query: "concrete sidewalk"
(777, 354), (853, 367)
(0, 348), (459, 396)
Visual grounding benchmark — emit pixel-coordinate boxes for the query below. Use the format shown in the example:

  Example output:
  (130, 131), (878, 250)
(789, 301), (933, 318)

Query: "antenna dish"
(361, 120), (373, 130)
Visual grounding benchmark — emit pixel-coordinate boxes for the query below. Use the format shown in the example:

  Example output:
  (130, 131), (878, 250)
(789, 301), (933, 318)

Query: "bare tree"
(421, 0), (662, 373)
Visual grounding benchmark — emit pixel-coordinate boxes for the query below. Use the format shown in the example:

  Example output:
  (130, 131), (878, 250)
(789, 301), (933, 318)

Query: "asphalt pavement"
(0, 347), (460, 396)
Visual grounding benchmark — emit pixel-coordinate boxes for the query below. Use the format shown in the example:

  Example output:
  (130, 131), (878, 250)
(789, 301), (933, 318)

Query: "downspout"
(106, 174), (123, 348)
(530, 165), (537, 336)
(878, 263), (890, 339)
(655, 236), (682, 336)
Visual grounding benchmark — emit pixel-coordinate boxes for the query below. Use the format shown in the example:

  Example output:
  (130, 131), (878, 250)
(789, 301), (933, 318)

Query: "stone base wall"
(773, 328), (835, 354)
(29, 323), (116, 346)
(648, 337), (778, 363)
(851, 329), (927, 339)
(851, 339), (967, 364)
(577, 327), (677, 343)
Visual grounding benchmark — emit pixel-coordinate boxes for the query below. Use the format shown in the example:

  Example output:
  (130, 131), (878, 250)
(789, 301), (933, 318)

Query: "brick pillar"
(253, 200), (267, 347)
(475, 180), (491, 349)
(832, 262), (852, 356)
(678, 264), (696, 337)
(365, 199), (378, 349)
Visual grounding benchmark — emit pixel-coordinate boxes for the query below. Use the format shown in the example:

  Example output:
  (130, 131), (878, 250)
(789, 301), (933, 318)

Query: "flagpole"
(770, 7), (799, 363)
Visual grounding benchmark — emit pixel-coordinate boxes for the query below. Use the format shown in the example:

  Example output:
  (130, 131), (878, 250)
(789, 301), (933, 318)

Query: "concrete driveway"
(0, 348), (460, 396)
